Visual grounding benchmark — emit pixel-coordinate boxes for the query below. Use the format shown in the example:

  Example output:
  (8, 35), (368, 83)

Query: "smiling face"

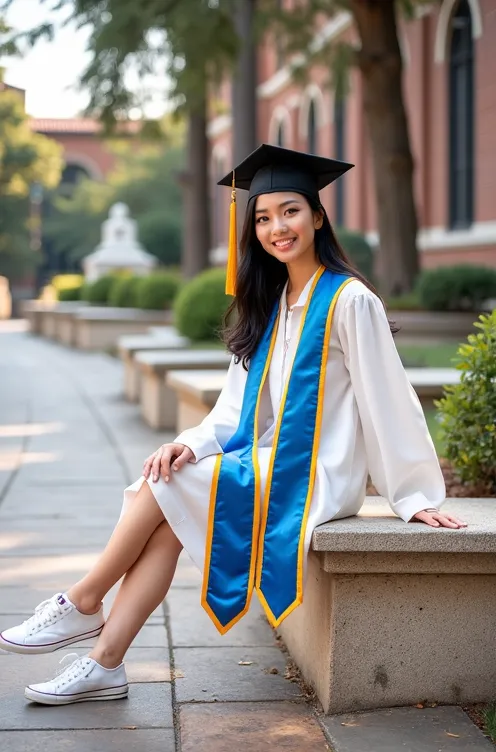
(254, 191), (323, 265)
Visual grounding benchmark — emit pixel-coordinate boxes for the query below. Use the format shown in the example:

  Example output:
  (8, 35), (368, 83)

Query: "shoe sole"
(24, 686), (129, 705)
(0, 625), (104, 655)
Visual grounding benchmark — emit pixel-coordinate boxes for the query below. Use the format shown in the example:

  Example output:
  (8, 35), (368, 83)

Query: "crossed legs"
(67, 480), (183, 667)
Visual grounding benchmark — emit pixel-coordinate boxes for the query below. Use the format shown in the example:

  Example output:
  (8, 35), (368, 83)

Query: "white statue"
(83, 202), (157, 282)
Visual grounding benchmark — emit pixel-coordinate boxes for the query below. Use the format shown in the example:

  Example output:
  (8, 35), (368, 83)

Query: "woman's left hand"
(410, 509), (467, 528)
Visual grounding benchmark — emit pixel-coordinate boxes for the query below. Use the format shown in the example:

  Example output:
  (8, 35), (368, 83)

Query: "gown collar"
(280, 266), (322, 314)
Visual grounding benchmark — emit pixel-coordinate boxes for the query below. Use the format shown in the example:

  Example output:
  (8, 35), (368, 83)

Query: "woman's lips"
(273, 238), (297, 250)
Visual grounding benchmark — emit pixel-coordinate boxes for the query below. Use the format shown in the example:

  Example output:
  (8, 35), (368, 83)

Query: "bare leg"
(89, 520), (183, 668)
(68, 481), (166, 614)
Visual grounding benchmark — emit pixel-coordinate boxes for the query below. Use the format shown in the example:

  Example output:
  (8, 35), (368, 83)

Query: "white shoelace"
(53, 653), (92, 688)
(24, 595), (68, 635)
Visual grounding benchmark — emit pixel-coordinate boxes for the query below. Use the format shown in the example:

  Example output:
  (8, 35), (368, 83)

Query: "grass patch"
(482, 704), (496, 743)
(423, 408), (445, 457)
(397, 343), (460, 368)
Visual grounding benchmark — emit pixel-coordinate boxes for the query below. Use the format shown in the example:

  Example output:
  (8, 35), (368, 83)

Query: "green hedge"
(436, 310), (496, 492)
(108, 275), (142, 308)
(174, 268), (231, 341)
(135, 271), (182, 310)
(80, 275), (116, 304)
(416, 265), (496, 312)
(58, 285), (83, 302)
(336, 229), (374, 281)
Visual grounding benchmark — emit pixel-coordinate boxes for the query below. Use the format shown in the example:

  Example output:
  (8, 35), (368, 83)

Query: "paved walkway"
(0, 321), (329, 751)
(1, 322), (493, 752)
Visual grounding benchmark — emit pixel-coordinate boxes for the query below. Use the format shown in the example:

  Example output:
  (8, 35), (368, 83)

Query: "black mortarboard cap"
(218, 144), (354, 295)
(218, 143), (354, 201)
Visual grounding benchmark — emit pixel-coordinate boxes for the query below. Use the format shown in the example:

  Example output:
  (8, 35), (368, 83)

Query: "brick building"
(30, 118), (139, 191)
(208, 0), (496, 270)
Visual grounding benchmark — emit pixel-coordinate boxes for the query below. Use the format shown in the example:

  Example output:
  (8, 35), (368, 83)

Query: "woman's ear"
(314, 208), (324, 230)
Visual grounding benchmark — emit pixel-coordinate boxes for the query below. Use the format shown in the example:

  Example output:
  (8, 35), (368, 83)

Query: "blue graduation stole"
(201, 267), (354, 633)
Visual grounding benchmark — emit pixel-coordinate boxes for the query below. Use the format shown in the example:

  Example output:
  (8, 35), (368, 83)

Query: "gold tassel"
(225, 173), (237, 296)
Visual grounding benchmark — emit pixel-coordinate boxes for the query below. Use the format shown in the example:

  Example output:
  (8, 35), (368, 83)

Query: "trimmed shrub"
(135, 271), (181, 310)
(435, 310), (496, 492)
(58, 285), (83, 302)
(335, 229), (374, 281)
(386, 292), (423, 311)
(174, 268), (230, 341)
(108, 275), (142, 308)
(416, 265), (496, 312)
(80, 275), (116, 304)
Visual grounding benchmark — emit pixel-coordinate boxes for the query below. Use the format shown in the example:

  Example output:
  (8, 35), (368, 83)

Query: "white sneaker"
(0, 593), (104, 654)
(25, 653), (129, 705)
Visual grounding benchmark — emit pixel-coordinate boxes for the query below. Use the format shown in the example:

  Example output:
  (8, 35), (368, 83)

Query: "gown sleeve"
(173, 354), (247, 463)
(338, 290), (446, 523)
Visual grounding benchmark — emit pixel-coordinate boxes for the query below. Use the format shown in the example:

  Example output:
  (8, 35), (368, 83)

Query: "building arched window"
(276, 121), (285, 147)
(334, 95), (346, 226)
(308, 99), (317, 154)
(449, 0), (474, 229)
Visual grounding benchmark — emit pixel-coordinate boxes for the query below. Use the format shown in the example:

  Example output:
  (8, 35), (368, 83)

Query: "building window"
(276, 121), (285, 147)
(334, 96), (346, 226)
(308, 99), (317, 154)
(448, 0), (474, 229)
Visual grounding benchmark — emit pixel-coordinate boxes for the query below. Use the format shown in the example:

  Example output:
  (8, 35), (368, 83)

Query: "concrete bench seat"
(135, 350), (231, 430)
(74, 308), (173, 350)
(166, 370), (227, 433)
(118, 329), (190, 402)
(278, 496), (496, 714)
(166, 367), (461, 434)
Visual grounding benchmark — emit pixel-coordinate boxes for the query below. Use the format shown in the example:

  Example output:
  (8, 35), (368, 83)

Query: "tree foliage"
(43, 142), (185, 268)
(0, 88), (62, 281)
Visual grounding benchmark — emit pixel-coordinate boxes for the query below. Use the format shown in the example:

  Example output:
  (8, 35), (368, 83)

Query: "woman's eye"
(286, 207), (298, 215)
(256, 216), (268, 223)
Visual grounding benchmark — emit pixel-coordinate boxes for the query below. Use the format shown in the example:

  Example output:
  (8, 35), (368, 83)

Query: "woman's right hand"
(143, 443), (195, 483)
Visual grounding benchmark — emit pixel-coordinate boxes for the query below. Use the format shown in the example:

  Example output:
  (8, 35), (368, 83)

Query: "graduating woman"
(0, 145), (466, 705)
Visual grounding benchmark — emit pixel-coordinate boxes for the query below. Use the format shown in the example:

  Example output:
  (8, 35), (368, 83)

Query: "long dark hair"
(222, 193), (396, 369)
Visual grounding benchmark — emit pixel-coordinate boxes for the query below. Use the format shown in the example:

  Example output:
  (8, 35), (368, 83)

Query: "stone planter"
(389, 310), (481, 345)
(75, 308), (174, 350)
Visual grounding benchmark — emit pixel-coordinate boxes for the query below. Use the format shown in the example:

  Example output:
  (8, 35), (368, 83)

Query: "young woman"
(0, 145), (466, 705)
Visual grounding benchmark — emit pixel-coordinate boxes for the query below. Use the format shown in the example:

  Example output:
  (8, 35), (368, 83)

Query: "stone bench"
(278, 496), (496, 714)
(118, 329), (190, 402)
(135, 350), (231, 430)
(166, 367), (461, 434)
(22, 301), (89, 338)
(74, 308), (173, 350)
(166, 370), (227, 433)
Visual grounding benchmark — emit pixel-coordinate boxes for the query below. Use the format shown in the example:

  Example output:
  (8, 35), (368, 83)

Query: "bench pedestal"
(278, 502), (496, 714)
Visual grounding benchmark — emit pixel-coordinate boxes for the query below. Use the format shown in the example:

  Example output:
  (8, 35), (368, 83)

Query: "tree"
(0, 88), (62, 282)
(268, 0), (433, 296)
(10, 0), (239, 278)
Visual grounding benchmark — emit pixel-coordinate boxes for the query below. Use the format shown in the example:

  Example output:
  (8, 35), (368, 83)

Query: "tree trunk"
(231, 0), (258, 230)
(350, 0), (419, 296)
(181, 95), (211, 279)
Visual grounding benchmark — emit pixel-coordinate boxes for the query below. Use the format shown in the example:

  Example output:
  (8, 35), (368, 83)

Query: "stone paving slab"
(320, 706), (494, 751)
(166, 588), (277, 648)
(0, 646), (172, 684)
(174, 646), (302, 703)
(0, 729), (176, 752)
(0, 682), (173, 730)
(179, 702), (330, 751)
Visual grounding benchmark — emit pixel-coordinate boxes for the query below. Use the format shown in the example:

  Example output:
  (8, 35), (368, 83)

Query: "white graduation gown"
(122, 274), (446, 575)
